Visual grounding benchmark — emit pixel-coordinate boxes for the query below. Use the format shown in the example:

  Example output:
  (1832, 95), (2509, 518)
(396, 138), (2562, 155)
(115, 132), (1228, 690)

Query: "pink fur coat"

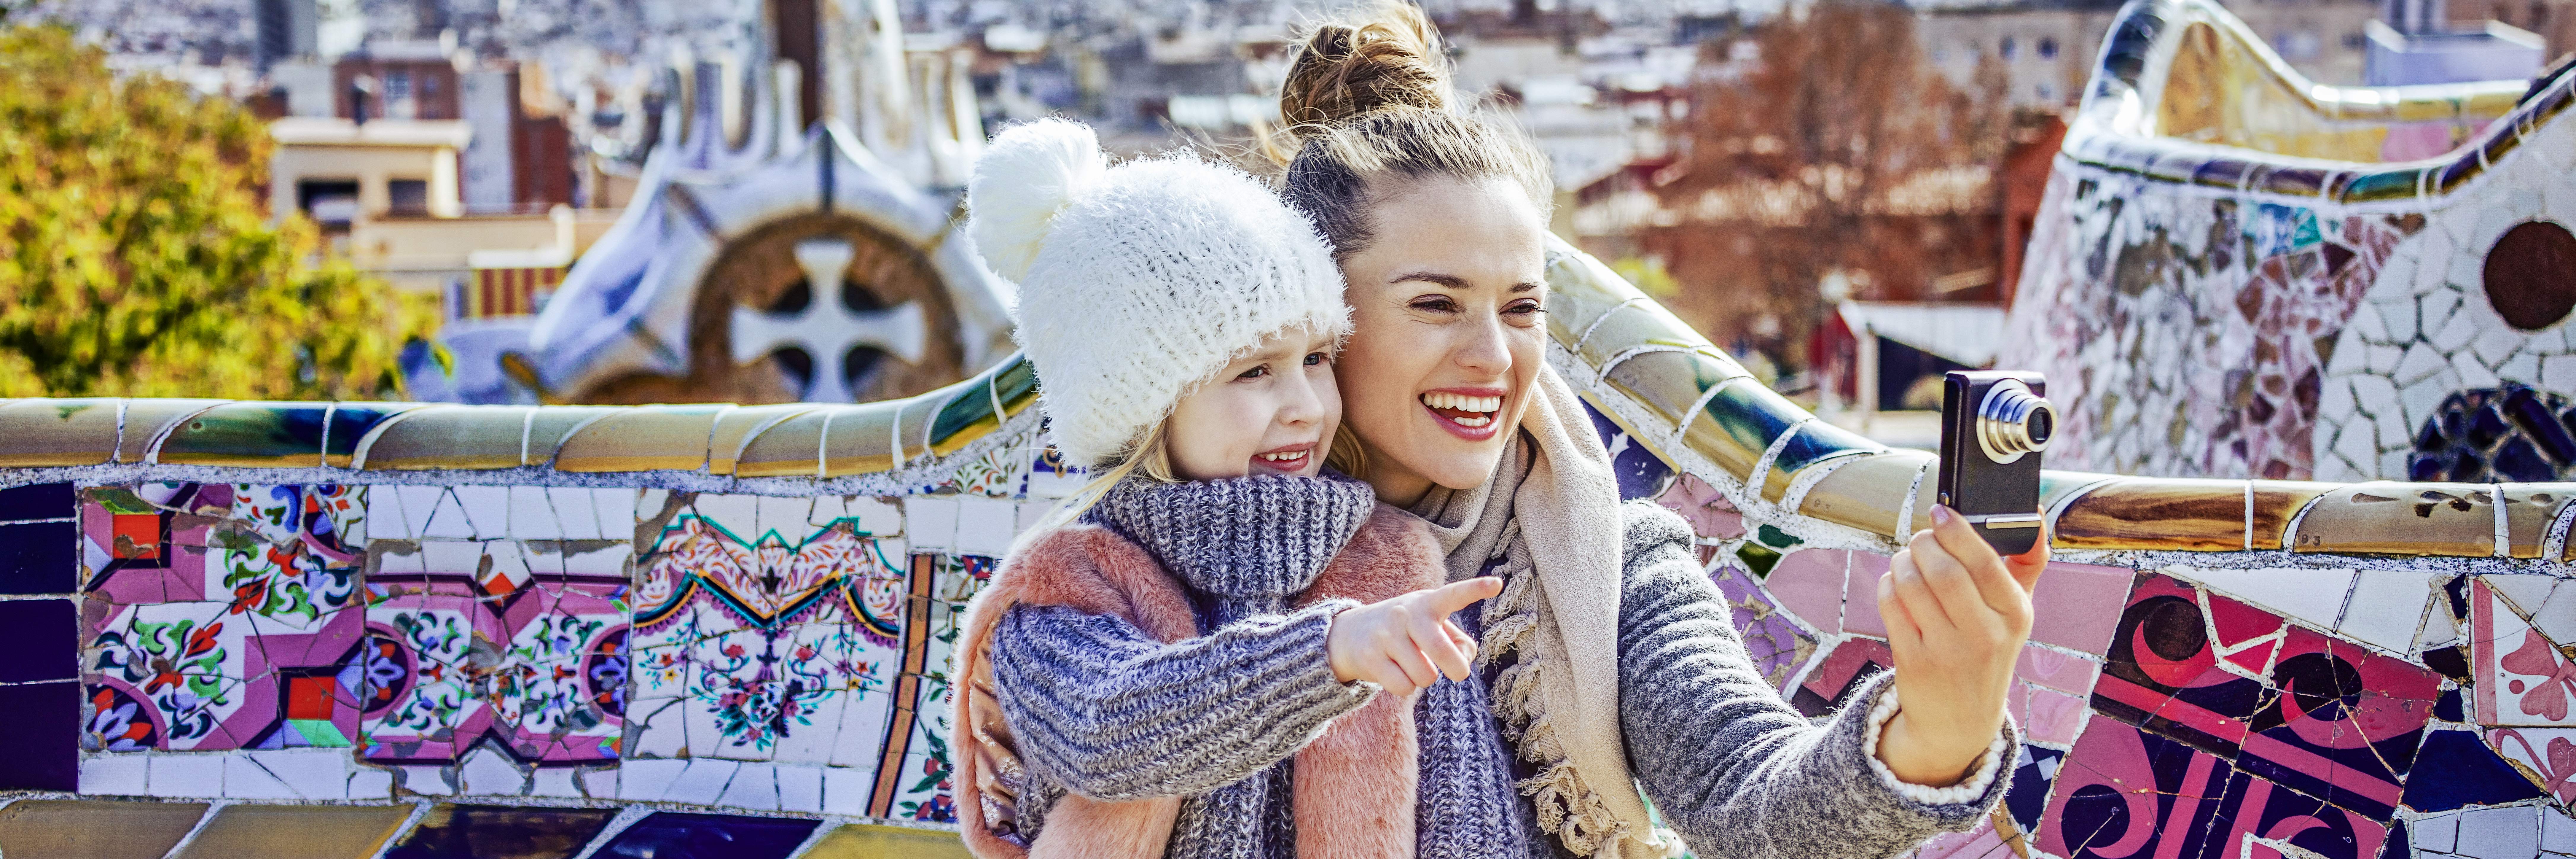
(954, 503), (1444, 859)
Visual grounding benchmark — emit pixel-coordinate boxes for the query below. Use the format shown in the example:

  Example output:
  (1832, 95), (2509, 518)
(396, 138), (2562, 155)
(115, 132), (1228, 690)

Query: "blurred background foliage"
(0, 23), (440, 399)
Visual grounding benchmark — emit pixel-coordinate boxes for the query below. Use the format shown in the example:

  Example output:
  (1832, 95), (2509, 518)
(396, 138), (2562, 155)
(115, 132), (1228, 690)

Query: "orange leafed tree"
(1641, 0), (2008, 374)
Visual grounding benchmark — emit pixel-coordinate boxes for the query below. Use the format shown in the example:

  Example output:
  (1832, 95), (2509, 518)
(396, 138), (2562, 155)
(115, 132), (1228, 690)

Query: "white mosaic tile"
(78, 754), (148, 795)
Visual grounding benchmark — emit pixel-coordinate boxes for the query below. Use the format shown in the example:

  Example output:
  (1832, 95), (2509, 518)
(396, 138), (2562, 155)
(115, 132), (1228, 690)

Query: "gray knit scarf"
(1082, 470), (1378, 859)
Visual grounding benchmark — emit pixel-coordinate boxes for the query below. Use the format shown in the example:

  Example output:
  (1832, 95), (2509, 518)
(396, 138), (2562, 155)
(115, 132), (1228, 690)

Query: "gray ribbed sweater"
(991, 491), (2009, 859)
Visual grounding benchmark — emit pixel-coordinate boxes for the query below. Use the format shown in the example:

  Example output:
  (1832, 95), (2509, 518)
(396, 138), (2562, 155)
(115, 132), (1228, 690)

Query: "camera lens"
(1976, 380), (2055, 464)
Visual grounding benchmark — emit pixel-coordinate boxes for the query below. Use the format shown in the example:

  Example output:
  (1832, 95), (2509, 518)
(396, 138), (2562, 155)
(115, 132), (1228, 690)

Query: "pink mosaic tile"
(1763, 548), (1847, 635)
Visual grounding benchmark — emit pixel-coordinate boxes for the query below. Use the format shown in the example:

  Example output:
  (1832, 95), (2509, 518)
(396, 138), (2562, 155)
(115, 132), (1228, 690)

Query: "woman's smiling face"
(1334, 175), (1550, 507)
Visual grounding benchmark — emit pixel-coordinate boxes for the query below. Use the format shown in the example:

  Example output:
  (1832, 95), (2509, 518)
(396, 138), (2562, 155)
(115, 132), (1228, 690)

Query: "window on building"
(2000, 36), (2018, 59)
(2038, 37), (2057, 59)
(388, 179), (430, 216)
(384, 71), (411, 100)
(297, 179), (360, 230)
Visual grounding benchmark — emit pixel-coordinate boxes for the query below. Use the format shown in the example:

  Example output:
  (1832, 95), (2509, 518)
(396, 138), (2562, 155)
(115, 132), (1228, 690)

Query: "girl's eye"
(1237, 364), (1269, 380)
(1303, 352), (1328, 366)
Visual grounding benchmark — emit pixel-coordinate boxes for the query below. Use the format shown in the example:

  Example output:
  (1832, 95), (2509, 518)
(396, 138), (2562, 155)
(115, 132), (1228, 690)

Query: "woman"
(1277, 6), (2039, 858)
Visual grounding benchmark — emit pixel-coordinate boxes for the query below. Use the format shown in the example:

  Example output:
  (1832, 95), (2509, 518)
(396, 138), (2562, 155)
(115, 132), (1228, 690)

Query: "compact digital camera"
(1935, 370), (2057, 555)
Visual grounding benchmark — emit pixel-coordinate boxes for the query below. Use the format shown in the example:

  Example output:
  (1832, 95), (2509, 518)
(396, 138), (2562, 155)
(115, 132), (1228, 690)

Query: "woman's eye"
(1506, 301), (1546, 316)
(1304, 352), (1328, 366)
(1410, 296), (1460, 314)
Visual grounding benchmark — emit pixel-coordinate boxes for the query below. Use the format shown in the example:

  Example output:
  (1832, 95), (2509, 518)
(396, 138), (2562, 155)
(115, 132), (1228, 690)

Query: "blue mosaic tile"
(384, 804), (618, 859)
(1584, 398), (1675, 501)
(0, 483), (73, 522)
(0, 681), (77, 790)
(2399, 728), (2545, 812)
(0, 520), (75, 595)
(594, 812), (819, 859)
(0, 599), (74, 683)
(2005, 745), (2064, 835)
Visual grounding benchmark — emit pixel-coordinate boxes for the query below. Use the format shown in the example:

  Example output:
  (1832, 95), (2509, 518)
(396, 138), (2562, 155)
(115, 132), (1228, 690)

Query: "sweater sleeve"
(1613, 501), (2017, 859)
(988, 600), (1378, 800)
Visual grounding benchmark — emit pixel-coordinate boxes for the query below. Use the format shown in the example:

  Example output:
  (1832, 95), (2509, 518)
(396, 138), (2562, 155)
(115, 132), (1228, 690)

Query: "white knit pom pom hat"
(968, 118), (1348, 468)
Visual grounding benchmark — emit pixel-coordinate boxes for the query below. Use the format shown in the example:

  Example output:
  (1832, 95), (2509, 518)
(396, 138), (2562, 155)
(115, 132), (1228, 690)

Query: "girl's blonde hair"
(1036, 420), (1178, 532)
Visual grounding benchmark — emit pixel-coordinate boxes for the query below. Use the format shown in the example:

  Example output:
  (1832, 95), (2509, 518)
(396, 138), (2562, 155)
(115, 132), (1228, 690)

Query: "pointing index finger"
(1428, 577), (1504, 615)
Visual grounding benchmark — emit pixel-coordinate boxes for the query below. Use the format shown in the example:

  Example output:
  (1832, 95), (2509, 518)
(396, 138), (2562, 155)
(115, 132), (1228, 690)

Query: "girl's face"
(1164, 326), (1343, 481)
(1334, 176), (1550, 507)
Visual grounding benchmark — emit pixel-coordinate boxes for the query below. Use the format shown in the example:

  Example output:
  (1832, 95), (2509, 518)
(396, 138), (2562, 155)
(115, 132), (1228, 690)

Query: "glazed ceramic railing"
(2065, 0), (2564, 202)
(0, 239), (2566, 857)
(7, 240), (2568, 561)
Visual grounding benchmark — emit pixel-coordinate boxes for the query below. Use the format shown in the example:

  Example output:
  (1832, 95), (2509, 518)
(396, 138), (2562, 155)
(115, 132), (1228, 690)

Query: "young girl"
(952, 119), (1500, 859)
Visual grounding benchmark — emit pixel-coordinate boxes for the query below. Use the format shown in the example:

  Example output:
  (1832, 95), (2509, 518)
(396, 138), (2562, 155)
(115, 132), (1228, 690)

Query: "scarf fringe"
(1473, 522), (1637, 857)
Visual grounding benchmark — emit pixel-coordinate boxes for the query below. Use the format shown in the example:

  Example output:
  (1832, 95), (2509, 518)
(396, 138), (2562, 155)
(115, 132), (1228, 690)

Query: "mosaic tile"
(2472, 577), (2576, 726)
(381, 804), (616, 859)
(168, 804), (411, 859)
(2002, 745), (2064, 837)
(0, 481), (75, 521)
(1586, 399), (1680, 502)
(2292, 481), (2501, 556)
(630, 496), (906, 779)
(0, 400), (120, 467)
(555, 407), (728, 473)
(1762, 549), (1845, 635)
(2053, 477), (2248, 551)
(1655, 473), (1747, 542)
(152, 402), (331, 468)
(0, 598), (75, 683)
(1797, 451), (1932, 538)
(0, 680), (79, 790)
(355, 405), (533, 470)
(2038, 714), (2390, 859)
(2247, 480), (2336, 549)
(729, 410), (832, 478)
(1679, 378), (1804, 482)
(0, 799), (207, 859)
(708, 405), (825, 477)
(802, 822), (976, 859)
(1789, 637), (1892, 718)
(2028, 563), (2133, 656)
(2486, 726), (2576, 806)
(591, 812), (819, 859)
(0, 518), (77, 594)
(1707, 562), (1814, 691)
(359, 567), (630, 769)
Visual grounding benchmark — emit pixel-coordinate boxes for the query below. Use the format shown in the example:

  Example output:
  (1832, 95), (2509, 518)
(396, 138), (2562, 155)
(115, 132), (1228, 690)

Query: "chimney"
(771, 0), (823, 132)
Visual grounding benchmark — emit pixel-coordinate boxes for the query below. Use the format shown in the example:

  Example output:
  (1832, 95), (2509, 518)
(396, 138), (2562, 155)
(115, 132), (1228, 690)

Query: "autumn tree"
(0, 23), (440, 399)
(1641, 0), (2008, 376)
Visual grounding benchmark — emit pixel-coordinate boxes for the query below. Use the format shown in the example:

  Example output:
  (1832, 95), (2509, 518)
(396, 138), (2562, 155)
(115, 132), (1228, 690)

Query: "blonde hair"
(1039, 420), (1178, 531)
(1275, 2), (1555, 261)
(1323, 421), (1371, 481)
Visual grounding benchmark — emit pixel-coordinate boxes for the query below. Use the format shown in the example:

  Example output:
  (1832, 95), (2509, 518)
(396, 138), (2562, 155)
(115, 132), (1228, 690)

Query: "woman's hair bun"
(1280, 1), (1453, 132)
(967, 118), (1106, 282)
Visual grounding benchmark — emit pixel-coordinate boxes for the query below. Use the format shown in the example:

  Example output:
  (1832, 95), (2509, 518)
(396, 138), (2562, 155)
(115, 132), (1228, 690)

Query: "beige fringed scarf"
(1409, 367), (1685, 859)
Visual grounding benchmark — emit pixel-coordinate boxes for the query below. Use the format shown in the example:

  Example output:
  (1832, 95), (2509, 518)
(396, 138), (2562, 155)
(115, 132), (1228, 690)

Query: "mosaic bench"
(5, 0), (2576, 854)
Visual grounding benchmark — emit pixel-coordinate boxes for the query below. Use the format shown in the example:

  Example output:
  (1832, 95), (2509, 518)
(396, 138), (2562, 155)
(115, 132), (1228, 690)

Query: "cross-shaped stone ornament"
(729, 238), (930, 403)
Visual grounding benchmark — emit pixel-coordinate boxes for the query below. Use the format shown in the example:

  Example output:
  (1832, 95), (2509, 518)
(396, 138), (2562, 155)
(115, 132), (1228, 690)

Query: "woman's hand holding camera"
(1875, 505), (2048, 787)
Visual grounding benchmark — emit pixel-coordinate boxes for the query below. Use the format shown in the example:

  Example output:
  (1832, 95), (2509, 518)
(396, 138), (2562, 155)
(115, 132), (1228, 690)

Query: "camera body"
(1935, 370), (2056, 556)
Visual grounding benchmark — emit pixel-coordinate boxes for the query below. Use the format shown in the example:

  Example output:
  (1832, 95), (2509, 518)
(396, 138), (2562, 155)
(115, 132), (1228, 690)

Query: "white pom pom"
(967, 118), (1106, 282)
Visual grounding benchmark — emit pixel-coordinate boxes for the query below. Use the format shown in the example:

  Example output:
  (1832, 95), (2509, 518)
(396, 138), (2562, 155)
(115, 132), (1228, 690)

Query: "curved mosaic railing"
(2005, 0), (2576, 492)
(2, 238), (2568, 857)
